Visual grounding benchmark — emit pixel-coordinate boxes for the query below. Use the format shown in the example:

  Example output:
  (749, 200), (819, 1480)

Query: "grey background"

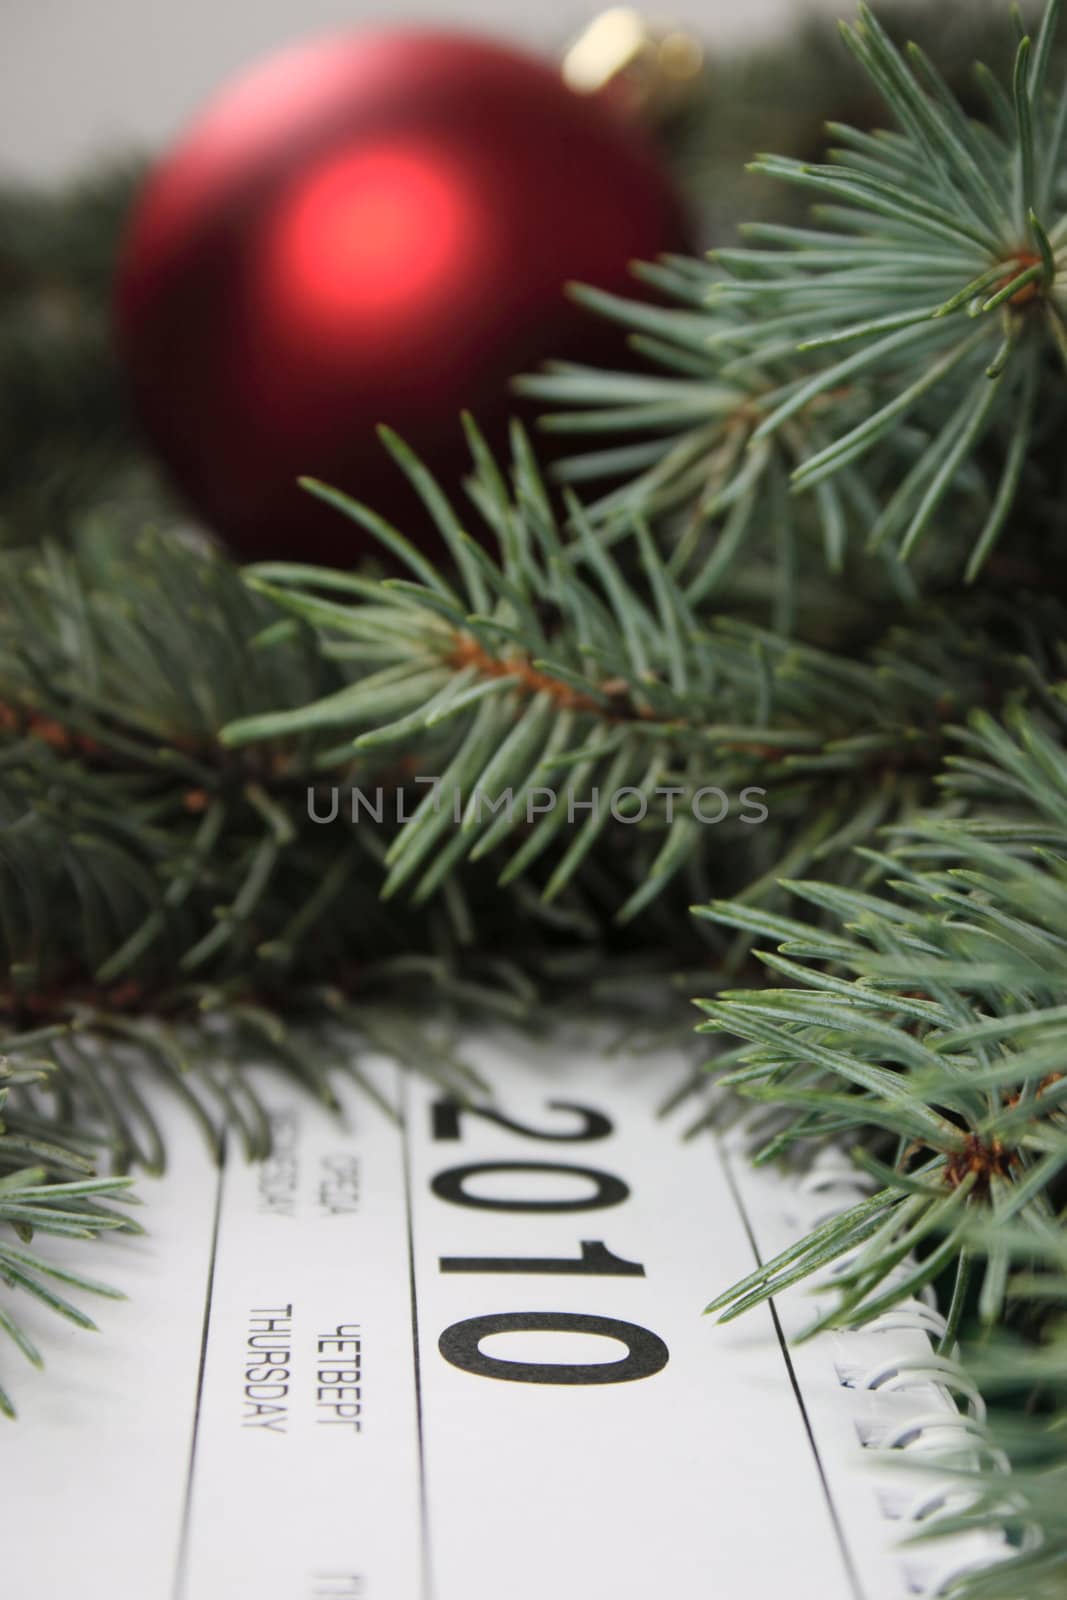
(1, 0), (846, 181)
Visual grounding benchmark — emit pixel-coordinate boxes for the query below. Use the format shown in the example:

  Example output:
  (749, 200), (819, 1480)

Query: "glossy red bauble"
(115, 30), (685, 563)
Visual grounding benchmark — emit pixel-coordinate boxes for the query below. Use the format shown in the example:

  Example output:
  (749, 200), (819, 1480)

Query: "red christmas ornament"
(115, 29), (686, 563)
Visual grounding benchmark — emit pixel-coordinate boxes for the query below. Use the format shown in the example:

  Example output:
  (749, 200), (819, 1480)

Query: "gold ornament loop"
(562, 8), (705, 123)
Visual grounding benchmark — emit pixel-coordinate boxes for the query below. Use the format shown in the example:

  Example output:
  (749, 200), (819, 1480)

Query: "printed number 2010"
(430, 1097), (669, 1386)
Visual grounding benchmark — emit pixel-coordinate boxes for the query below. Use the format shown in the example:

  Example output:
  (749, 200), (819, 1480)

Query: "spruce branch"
(521, 0), (1067, 583)
(0, 525), (577, 1171)
(221, 423), (1055, 937)
(0, 1050), (138, 1418)
(884, 1233), (1067, 1600)
(699, 702), (1067, 1343)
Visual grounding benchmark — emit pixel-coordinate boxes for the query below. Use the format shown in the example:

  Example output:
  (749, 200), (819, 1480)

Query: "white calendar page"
(0, 1030), (991, 1600)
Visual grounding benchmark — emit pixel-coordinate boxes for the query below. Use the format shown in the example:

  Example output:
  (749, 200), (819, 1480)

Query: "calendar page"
(0, 1030), (994, 1600)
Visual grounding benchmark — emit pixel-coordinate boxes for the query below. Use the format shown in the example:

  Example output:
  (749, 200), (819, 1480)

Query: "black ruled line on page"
(172, 1140), (228, 1600)
(718, 1142), (866, 1600)
(400, 1068), (435, 1600)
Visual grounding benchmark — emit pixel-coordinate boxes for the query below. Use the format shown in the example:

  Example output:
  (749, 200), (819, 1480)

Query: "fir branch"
(220, 424), (1055, 937)
(522, 0), (1067, 582)
(699, 703), (1067, 1340)
(0, 525), (590, 1174)
(892, 1255), (1067, 1600)
(696, 699), (1067, 1592)
(0, 1050), (138, 1417)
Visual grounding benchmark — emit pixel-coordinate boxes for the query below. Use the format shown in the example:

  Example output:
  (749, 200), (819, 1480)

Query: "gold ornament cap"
(562, 8), (705, 124)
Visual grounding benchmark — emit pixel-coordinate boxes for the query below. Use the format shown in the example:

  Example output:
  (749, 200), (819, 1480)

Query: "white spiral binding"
(739, 1136), (1013, 1597)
